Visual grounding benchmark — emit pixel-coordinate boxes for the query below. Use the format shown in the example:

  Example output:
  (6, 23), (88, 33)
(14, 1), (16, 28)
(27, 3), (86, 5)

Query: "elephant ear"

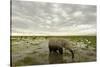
(61, 39), (67, 48)
(63, 39), (72, 48)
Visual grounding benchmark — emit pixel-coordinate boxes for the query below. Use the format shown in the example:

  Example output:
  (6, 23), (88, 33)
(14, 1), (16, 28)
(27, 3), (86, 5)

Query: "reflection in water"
(49, 53), (64, 64)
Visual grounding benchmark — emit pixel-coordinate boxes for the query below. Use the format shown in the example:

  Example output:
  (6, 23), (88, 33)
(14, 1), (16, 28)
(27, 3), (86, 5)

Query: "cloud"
(12, 1), (96, 36)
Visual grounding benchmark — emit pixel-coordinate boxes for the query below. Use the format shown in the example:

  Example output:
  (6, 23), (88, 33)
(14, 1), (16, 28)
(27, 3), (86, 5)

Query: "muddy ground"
(11, 36), (96, 66)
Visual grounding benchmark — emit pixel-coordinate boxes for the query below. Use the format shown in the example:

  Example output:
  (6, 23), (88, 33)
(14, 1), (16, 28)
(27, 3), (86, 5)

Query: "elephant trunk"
(65, 48), (74, 59)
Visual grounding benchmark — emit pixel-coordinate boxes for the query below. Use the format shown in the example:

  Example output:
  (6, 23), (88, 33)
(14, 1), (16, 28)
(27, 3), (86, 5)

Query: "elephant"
(48, 38), (74, 59)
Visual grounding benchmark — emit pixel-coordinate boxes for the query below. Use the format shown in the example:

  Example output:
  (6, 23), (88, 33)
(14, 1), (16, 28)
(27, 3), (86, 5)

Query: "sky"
(12, 0), (96, 36)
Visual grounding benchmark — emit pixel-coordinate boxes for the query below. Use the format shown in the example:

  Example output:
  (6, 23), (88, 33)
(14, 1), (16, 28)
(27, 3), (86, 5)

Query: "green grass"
(11, 36), (96, 47)
(11, 36), (96, 66)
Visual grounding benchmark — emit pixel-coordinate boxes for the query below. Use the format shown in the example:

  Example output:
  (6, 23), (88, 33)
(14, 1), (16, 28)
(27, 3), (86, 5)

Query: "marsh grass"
(11, 36), (96, 66)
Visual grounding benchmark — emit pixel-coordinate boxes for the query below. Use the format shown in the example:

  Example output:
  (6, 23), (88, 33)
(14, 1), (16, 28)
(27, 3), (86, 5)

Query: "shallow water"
(11, 36), (96, 66)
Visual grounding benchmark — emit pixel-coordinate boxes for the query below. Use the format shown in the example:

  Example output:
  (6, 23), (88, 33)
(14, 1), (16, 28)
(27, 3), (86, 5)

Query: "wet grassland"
(11, 36), (96, 66)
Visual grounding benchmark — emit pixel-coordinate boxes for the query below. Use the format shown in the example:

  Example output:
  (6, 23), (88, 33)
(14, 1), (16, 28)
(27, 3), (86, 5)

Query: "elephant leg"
(59, 48), (63, 54)
(54, 49), (58, 54)
(49, 48), (53, 54)
(49, 48), (58, 54)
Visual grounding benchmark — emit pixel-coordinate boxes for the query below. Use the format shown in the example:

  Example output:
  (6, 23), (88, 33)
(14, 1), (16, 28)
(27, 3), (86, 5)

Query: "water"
(11, 36), (96, 66)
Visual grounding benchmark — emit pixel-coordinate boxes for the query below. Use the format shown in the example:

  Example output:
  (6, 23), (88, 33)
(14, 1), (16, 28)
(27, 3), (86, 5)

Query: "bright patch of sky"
(12, 0), (96, 36)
